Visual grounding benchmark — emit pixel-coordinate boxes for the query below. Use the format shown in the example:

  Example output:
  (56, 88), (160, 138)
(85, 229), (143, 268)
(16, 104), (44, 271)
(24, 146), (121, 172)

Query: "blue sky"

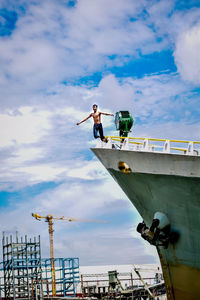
(0, 0), (200, 266)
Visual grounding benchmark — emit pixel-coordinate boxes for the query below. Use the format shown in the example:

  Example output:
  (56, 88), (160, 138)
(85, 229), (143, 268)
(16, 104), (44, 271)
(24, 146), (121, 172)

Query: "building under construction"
(42, 257), (79, 297)
(0, 233), (166, 299)
(2, 232), (42, 299)
(1, 233), (80, 299)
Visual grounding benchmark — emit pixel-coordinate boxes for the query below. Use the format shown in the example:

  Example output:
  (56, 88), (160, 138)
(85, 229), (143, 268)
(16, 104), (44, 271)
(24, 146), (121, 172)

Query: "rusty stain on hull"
(157, 248), (174, 300)
(157, 247), (200, 300)
(170, 263), (200, 300)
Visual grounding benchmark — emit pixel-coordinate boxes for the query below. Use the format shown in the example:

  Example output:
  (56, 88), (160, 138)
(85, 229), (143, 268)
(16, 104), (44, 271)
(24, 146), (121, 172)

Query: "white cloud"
(85, 73), (197, 125)
(0, 106), (51, 147)
(0, 0), (200, 266)
(16, 164), (67, 182)
(174, 22), (200, 84)
(0, 174), (128, 228)
(35, 177), (128, 220)
(0, 0), (161, 98)
(0, 0), (200, 102)
(146, 0), (200, 50)
(135, 122), (200, 142)
(0, 69), (199, 192)
(0, 170), (147, 265)
(68, 160), (107, 180)
(64, 0), (153, 56)
(12, 146), (44, 163)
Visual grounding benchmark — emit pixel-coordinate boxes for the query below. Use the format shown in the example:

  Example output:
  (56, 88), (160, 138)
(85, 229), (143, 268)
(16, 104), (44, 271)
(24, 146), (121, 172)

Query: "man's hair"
(93, 104), (98, 108)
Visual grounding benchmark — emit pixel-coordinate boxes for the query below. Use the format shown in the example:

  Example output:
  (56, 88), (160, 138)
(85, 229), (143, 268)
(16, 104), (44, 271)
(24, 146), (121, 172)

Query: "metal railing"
(96, 136), (200, 156)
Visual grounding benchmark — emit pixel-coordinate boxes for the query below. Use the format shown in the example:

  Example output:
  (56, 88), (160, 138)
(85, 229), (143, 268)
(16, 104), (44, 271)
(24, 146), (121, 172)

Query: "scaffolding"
(1, 233), (80, 298)
(2, 232), (42, 299)
(42, 257), (80, 297)
(0, 261), (4, 299)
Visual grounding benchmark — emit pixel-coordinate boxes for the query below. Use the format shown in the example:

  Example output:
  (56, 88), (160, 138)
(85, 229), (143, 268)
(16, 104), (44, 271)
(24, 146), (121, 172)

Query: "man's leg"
(98, 123), (107, 142)
(93, 124), (100, 139)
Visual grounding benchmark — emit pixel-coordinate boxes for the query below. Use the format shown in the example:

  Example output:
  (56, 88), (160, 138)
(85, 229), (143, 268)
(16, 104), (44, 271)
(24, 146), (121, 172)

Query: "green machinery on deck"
(115, 111), (134, 138)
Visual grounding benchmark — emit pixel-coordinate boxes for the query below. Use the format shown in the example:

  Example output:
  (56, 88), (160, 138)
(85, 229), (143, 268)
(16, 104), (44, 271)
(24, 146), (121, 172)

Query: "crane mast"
(47, 215), (56, 297)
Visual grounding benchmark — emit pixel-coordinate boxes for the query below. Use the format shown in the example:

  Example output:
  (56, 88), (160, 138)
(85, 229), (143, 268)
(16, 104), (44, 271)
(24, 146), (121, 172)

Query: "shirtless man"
(77, 104), (114, 142)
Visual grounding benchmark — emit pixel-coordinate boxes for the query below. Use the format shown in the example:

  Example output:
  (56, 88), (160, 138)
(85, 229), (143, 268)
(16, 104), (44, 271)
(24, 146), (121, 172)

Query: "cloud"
(0, 106), (51, 147)
(53, 229), (157, 265)
(0, 170), (150, 265)
(0, 0), (200, 102)
(174, 22), (200, 85)
(0, 0), (200, 266)
(64, 0), (155, 56)
(146, 1), (200, 47)
(0, 71), (199, 190)
(84, 73), (199, 127)
(0, 0), (165, 100)
(135, 122), (200, 144)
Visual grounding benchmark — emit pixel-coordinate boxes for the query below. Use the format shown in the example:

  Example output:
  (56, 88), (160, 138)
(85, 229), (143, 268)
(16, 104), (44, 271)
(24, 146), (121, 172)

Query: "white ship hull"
(92, 148), (200, 300)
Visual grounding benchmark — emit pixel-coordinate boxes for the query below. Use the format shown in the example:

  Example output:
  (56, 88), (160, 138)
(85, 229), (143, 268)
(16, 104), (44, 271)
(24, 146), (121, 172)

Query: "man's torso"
(92, 112), (101, 124)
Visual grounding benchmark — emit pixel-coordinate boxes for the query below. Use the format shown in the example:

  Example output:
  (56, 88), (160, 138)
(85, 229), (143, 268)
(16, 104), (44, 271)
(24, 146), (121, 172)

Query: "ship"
(91, 113), (200, 300)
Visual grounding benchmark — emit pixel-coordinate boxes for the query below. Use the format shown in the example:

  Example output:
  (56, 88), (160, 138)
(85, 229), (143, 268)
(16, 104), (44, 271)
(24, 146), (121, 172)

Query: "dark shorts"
(93, 123), (105, 140)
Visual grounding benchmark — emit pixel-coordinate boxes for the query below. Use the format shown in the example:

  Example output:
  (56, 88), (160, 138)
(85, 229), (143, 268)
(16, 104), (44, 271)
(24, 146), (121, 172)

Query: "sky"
(0, 0), (200, 266)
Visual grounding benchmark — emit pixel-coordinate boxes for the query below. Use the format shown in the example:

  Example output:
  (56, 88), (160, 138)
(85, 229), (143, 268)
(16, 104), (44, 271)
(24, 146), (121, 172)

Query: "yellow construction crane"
(32, 213), (107, 297)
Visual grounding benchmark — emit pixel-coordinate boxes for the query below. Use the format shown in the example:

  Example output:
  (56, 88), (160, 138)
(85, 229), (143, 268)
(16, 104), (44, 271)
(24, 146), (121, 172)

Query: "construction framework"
(1, 233), (80, 298)
(42, 257), (80, 297)
(2, 232), (43, 299)
(0, 261), (4, 299)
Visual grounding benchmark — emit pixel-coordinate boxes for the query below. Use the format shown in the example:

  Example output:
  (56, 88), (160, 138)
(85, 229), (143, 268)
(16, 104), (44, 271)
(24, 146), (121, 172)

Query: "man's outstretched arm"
(77, 114), (92, 125)
(100, 112), (114, 116)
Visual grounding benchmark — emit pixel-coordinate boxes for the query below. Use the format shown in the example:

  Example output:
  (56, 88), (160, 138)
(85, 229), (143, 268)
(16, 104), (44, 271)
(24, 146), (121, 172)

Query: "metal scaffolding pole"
(42, 257), (80, 297)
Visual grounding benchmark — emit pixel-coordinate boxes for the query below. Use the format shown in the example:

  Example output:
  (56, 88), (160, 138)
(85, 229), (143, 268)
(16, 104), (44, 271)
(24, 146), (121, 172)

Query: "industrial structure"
(32, 213), (58, 297)
(2, 232), (42, 299)
(1, 233), (80, 299)
(80, 265), (165, 299)
(0, 261), (4, 298)
(0, 236), (166, 300)
(32, 212), (107, 297)
(42, 257), (79, 297)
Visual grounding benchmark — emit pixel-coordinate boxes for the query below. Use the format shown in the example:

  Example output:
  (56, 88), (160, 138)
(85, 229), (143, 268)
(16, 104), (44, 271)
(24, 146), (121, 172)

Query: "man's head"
(93, 104), (98, 111)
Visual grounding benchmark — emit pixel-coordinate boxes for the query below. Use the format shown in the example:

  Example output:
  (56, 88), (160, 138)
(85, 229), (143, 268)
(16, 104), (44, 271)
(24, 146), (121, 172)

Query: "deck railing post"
(121, 138), (129, 150)
(163, 140), (170, 153)
(187, 142), (194, 156)
(143, 139), (149, 151)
